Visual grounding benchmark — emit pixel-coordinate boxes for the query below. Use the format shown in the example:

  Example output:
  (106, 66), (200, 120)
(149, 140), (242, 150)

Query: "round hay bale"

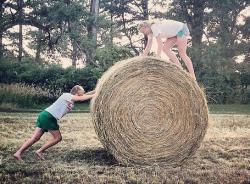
(91, 56), (208, 166)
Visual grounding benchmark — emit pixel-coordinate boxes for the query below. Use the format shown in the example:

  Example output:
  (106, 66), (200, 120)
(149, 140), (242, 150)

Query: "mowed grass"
(209, 104), (250, 115)
(0, 112), (250, 183)
(0, 102), (90, 112)
(2, 103), (250, 115)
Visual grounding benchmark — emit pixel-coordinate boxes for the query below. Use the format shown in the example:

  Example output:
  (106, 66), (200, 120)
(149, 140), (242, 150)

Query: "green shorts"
(36, 111), (59, 132)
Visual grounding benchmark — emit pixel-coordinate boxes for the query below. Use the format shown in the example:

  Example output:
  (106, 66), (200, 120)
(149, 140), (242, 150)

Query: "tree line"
(0, 0), (249, 103)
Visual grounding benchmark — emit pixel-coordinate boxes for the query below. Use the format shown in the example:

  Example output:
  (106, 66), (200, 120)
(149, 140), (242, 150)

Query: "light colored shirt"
(151, 20), (184, 38)
(45, 93), (74, 120)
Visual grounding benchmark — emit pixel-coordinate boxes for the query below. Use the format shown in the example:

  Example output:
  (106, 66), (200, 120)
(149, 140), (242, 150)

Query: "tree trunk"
(142, 0), (149, 48)
(35, 30), (42, 64)
(18, 0), (24, 62)
(89, 0), (99, 44)
(141, 0), (148, 20)
(35, 39), (41, 63)
(191, 0), (205, 75)
(86, 0), (99, 66)
(180, 0), (205, 76)
(18, 21), (23, 62)
(0, 31), (2, 60)
(109, 0), (114, 45)
(0, 1), (4, 59)
(72, 41), (77, 67)
(65, 0), (77, 68)
(192, 0), (205, 48)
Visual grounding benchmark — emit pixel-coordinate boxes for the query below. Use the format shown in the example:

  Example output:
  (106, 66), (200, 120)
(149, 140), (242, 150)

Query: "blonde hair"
(70, 85), (84, 95)
(138, 21), (155, 30)
(138, 22), (151, 30)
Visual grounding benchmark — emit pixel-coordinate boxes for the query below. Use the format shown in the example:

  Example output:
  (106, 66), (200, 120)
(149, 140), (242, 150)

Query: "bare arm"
(85, 90), (95, 95)
(71, 94), (95, 102)
(156, 36), (163, 58)
(143, 34), (153, 56)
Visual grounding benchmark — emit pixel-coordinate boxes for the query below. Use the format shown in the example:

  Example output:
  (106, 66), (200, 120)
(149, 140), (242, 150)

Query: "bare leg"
(177, 37), (196, 80)
(14, 128), (44, 161)
(162, 37), (182, 67)
(35, 130), (62, 158)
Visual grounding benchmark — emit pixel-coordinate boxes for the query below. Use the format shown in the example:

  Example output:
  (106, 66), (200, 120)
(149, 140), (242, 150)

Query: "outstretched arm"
(85, 90), (95, 95)
(71, 94), (95, 102)
(143, 34), (153, 56)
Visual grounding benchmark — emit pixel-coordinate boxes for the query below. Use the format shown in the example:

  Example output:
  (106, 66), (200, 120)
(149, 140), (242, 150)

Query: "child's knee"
(55, 136), (62, 142)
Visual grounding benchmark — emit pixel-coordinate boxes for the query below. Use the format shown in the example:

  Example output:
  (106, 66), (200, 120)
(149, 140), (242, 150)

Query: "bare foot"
(35, 150), (45, 160)
(13, 152), (23, 162)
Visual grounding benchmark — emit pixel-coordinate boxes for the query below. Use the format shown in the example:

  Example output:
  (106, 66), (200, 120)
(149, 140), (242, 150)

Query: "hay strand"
(91, 56), (208, 166)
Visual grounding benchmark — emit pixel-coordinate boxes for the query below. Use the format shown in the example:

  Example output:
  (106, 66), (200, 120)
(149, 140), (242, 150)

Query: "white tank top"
(151, 20), (184, 38)
(46, 93), (74, 119)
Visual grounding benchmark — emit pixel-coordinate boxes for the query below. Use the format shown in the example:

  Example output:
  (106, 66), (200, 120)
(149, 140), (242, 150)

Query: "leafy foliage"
(0, 58), (101, 96)
(0, 83), (54, 108)
(0, 0), (249, 104)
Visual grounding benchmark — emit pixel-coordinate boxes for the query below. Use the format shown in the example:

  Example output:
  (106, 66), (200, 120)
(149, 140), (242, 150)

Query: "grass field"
(209, 104), (250, 115)
(0, 112), (250, 183)
(1, 103), (250, 115)
(0, 102), (90, 112)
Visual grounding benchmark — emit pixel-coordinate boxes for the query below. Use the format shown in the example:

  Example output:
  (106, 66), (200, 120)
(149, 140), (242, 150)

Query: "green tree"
(101, 0), (167, 55)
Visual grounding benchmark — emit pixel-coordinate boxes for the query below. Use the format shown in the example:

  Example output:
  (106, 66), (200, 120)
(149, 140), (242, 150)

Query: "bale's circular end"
(91, 56), (208, 166)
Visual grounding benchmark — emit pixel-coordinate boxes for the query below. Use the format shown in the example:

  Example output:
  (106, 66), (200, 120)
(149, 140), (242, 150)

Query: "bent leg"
(177, 37), (196, 80)
(162, 37), (182, 67)
(36, 130), (62, 158)
(14, 128), (44, 161)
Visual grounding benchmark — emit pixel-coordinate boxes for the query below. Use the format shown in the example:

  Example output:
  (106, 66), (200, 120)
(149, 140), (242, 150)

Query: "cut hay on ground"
(91, 56), (208, 166)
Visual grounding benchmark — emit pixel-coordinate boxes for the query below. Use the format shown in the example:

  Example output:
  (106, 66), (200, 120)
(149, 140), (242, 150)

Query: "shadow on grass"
(60, 147), (118, 166)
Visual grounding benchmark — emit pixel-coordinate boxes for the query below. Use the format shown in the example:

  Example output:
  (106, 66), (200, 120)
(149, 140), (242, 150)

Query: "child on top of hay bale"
(138, 20), (196, 80)
(14, 85), (95, 161)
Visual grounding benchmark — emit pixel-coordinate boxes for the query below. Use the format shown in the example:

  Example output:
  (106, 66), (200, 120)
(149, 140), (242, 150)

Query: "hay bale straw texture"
(91, 56), (208, 166)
